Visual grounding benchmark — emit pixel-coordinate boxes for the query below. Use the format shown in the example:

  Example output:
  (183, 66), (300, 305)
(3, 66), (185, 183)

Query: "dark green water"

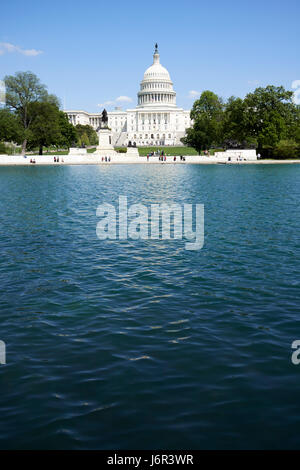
(0, 164), (300, 449)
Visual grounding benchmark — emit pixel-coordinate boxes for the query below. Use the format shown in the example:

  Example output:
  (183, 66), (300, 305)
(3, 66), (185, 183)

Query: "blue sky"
(1, 0), (300, 112)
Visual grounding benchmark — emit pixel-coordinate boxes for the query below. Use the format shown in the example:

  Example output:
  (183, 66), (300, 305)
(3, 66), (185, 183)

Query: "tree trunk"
(39, 145), (43, 155)
(21, 138), (27, 155)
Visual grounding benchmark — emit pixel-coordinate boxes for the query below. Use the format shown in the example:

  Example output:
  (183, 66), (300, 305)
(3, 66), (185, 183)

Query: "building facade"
(66, 45), (191, 147)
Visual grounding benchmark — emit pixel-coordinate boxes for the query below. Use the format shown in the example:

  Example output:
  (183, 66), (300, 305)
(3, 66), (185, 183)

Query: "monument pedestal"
(94, 128), (117, 157)
(126, 147), (139, 157)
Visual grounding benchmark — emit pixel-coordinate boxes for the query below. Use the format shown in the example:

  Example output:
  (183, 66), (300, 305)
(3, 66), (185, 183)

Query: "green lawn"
(32, 150), (69, 156)
(31, 147), (97, 156)
(89, 146), (202, 156)
(137, 146), (199, 156)
(31, 146), (223, 156)
(136, 147), (224, 156)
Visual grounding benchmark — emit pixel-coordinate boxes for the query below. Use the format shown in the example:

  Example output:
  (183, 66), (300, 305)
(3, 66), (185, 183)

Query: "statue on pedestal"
(101, 109), (108, 128)
(97, 109), (109, 131)
(94, 108), (117, 157)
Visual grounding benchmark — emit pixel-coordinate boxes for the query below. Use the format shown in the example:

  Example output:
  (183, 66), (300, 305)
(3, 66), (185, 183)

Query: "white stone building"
(65, 45), (191, 147)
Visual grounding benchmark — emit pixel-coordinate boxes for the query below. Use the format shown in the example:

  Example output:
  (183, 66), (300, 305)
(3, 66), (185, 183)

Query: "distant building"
(65, 45), (192, 147)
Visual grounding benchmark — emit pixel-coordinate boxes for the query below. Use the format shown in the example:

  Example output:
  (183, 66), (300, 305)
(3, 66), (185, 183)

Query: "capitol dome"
(143, 59), (171, 81)
(137, 44), (176, 107)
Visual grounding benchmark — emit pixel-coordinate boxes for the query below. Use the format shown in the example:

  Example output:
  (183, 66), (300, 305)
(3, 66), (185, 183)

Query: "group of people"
(146, 154), (186, 162)
(146, 149), (165, 159)
(227, 156), (246, 162)
(101, 156), (111, 162)
(28, 156), (65, 164)
(53, 156), (64, 163)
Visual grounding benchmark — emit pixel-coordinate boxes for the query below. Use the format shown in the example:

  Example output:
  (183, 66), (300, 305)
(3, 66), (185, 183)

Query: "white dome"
(143, 62), (171, 81)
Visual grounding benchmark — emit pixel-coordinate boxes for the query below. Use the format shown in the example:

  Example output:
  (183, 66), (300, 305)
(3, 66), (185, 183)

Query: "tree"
(0, 108), (22, 143)
(286, 104), (300, 143)
(183, 91), (224, 152)
(75, 124), (98, 146)
(26, 102), (62, 155)
(183, 121), (213, 153)
(4, 71), (59, 154)
(58, 112), (77, 148)
(190, 90), (223, 122)
(26, 104), (79, 154)
(274, 140), (299, 159)
(81, 132), (89, 147)
(243, 86), (294, 151)
(222, 96), (254, 148)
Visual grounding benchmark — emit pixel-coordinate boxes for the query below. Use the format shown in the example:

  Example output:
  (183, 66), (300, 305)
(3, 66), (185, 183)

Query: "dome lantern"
(153, 43), (160, 64)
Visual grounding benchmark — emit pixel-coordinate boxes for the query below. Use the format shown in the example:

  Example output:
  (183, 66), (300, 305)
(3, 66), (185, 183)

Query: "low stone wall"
(2, 152), (297, 166)
(68, 147), (87, 155)
(214, 149), (257, 161)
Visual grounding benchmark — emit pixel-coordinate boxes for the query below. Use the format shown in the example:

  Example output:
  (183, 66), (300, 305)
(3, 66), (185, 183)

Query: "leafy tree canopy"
(3, 71), (60, 154)
(183, 91), (223, 152)
(0, 108), (22, 143)
(185, 85), (300, 157)
(75, 124), (98, 146)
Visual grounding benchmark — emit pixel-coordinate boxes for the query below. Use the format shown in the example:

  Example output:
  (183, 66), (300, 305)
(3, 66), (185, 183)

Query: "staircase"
(113, 131), (127, 147)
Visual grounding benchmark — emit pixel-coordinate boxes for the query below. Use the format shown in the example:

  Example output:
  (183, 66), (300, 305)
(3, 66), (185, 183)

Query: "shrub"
(0, 142), (8, 154)
(273, 140), (299, 159)
(0, 142), (19, 154)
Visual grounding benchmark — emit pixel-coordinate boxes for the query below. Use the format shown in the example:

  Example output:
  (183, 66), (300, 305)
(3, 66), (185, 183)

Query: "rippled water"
(0, 164), (300, 449)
